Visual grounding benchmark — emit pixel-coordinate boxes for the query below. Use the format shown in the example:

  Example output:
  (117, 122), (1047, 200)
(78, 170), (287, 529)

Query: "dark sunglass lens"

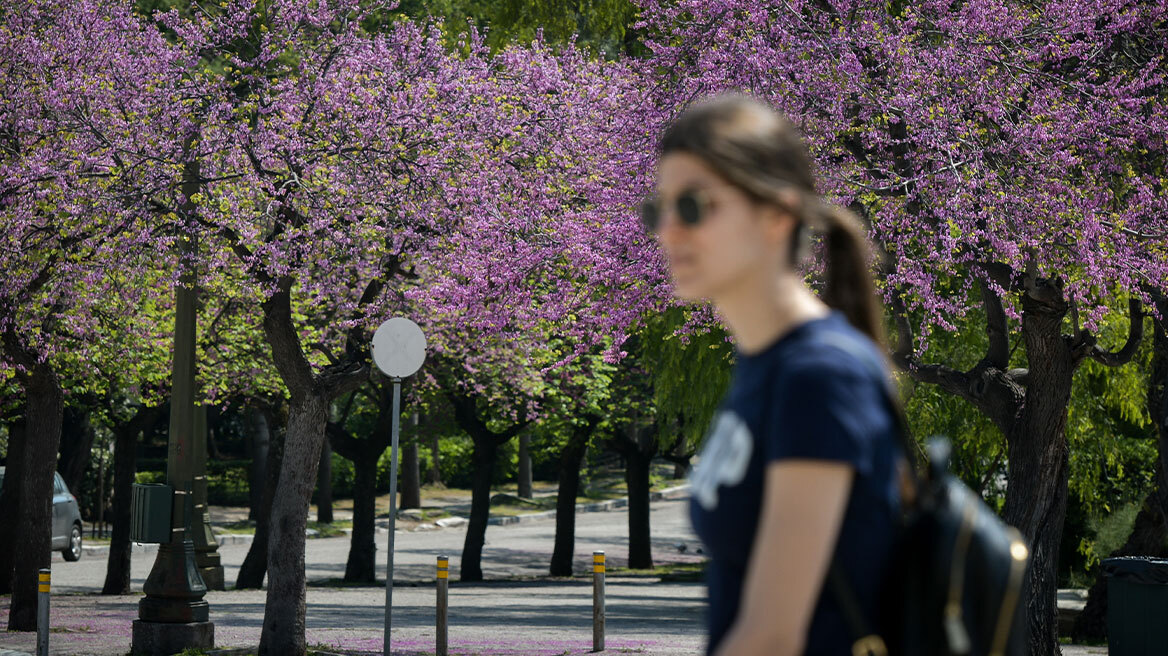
(676, 193), (702, 226)
(640, 201), (660, 231)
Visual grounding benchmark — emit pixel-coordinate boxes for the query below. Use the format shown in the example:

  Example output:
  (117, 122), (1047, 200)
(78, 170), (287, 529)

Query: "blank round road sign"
(372, 318), (426, 378)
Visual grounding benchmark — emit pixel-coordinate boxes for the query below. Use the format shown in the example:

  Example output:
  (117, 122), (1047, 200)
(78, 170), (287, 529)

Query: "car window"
(53, 474), (65, 495)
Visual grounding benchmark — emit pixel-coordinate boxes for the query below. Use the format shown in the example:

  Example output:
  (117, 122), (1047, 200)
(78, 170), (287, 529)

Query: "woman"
(643, 95), (904, 655)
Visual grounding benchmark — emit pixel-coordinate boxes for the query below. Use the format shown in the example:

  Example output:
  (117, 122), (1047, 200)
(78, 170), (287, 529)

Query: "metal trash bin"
(1104, 556), (1168, 656)
(130, 483), (173, 544)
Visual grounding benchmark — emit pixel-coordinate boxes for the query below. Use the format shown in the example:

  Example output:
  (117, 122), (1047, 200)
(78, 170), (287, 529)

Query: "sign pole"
(384, 377), (402, 656)
(371, 317), (426, 656)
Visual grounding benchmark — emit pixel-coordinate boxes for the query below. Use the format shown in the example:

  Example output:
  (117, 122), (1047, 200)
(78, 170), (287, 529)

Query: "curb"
(80, 532), (260, 556)
(0, 650), (33, 656)
(486, 484), (689, 526)
(78, 486), (694, 551)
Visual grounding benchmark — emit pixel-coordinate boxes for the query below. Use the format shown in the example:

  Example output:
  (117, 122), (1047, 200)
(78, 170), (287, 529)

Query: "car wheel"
(62, 523), (82, 561)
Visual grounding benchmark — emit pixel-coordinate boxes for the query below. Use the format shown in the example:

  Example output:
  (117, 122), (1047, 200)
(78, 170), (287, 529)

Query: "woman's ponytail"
(818, 203), (886, 347)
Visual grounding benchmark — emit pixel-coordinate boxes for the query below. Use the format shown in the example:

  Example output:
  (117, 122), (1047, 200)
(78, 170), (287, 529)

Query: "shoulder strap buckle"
(852, 635), (888, 656)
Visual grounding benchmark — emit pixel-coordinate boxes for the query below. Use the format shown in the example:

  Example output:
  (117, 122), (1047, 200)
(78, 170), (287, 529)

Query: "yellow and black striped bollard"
(37, 568), (50, 656)
(593, 551), (605, 652)
(436, 555), (449, 656)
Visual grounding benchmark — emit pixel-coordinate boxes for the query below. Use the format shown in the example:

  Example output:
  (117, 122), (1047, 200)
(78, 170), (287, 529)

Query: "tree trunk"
(0, 418), (26, 595)
(206, 408), (225, 461)
(443, 384), (527, 583)
(316, 437), (333, 524)
(328, 389), (392, 584)
(670, 437), (690, 479)
(248, 406), (270, 522)
(428, 430), (442, 485)
(259, 394), (329, 656)
(7, 362), (64, 631)
(460, 437), (497, 582)
(625, 447), (654, 570)
(236, 407), (284, 590)
(400, 439), (421, 510)
(518, 432), (533, 500)
(1001, 296), (1076, 656)
(58, 405), (95, 500)
(1150, 299), (1168, 519)
(343, 447), (379, 583)
(102, 419), (137, 595)
(550, 428), (589, 576)
(102, 405), (161, 595)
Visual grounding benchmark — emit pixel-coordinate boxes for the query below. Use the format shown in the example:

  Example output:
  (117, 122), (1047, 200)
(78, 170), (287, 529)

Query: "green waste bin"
(130, 483), (173, 544)
(1104, 556), (1168, 656)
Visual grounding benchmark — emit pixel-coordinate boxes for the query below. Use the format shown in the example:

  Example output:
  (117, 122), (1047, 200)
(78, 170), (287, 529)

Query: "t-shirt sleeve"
(763, 359), (889, 476)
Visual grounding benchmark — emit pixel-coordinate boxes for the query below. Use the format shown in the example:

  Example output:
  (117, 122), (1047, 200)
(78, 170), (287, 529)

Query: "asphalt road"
(51, 494), (706, 591)
(0, 496), (709, 655)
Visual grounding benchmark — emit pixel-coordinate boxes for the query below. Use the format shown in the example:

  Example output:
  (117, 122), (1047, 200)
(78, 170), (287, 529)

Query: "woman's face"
(654, 152), (789, 302)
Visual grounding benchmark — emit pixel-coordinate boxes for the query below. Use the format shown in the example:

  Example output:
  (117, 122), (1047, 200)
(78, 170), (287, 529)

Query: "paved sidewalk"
(0, 578), (705, 655)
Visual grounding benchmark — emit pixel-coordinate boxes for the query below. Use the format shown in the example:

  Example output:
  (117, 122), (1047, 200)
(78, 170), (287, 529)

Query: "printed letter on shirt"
(690, 411), (753, 511)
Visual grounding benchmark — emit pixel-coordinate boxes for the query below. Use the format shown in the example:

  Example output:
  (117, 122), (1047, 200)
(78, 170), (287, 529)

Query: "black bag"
(812, 332), (1031, 656)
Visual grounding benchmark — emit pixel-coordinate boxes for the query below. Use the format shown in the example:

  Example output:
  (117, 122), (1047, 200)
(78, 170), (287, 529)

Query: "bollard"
(436, 555), (449, 656)
(593, 551), (605, 652)
(37, 568), (50, 656)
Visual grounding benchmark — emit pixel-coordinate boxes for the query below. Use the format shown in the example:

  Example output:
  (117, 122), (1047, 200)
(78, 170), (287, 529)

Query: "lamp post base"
(131, 620), (214, 656)
(198, 565), (225, 591)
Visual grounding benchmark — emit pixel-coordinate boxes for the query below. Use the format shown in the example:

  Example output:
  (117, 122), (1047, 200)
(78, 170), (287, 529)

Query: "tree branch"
(979, 278), (1010, 369)
(888, 287), (915, 365)
(444, 386), (530, 447)
(261, 278), (316, 401)
(1084, 298), (1144, 367)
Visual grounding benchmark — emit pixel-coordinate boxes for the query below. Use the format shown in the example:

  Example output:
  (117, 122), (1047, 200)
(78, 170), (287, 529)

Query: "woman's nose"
(655, 212), (690, 249)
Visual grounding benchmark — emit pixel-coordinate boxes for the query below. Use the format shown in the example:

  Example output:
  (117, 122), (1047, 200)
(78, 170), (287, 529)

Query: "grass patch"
(383, 508), (452, 522)
(490, 505), (547, 517)
(607, 560), (707, 582)
(306, 521), (348, 538)
(412, 508), (453, 521)
(212, 519), (350, 538)
(215, 520), (257, 535)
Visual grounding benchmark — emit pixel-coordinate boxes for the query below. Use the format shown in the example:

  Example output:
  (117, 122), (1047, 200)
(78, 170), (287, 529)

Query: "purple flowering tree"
(121, 1), (663, 651)
(6, 3), (660, 652)
(637, 0), (1168, 652)
(0, 0), (192, 627)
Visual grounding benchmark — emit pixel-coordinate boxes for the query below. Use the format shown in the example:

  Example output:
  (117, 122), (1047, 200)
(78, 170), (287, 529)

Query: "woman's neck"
(714, 274), (830, 355)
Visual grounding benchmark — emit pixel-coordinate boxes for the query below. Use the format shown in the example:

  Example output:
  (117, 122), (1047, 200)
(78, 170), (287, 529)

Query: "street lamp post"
(131, 155), (214, 656)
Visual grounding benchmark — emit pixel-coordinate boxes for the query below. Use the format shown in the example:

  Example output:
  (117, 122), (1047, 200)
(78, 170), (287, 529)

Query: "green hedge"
(135, 433), (524, 507)
(136, 458), (252, 506)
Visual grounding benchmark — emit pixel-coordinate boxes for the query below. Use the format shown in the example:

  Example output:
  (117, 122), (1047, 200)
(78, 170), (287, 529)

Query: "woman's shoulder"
(771, 313), (888, 384)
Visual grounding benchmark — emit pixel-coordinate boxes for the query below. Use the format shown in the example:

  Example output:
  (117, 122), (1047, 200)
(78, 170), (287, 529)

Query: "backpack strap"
(827, 560), (889, 656)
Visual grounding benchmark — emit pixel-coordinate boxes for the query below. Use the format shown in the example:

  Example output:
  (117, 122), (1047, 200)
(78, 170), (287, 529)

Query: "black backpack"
(813, 331), (1031, 656)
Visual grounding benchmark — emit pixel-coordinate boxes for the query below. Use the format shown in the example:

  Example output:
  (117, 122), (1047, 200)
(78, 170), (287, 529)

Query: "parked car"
(0, 467), (83, 561)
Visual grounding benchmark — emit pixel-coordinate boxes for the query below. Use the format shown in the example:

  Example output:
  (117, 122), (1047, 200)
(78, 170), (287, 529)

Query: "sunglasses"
(640, 189), (714, 233)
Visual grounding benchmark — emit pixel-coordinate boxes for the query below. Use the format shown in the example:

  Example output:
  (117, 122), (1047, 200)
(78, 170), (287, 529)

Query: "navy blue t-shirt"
(689, 312), (903, 655)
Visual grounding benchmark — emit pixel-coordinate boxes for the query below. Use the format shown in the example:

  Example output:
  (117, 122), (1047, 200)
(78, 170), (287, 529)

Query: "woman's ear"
(761, 191), (801, 249)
